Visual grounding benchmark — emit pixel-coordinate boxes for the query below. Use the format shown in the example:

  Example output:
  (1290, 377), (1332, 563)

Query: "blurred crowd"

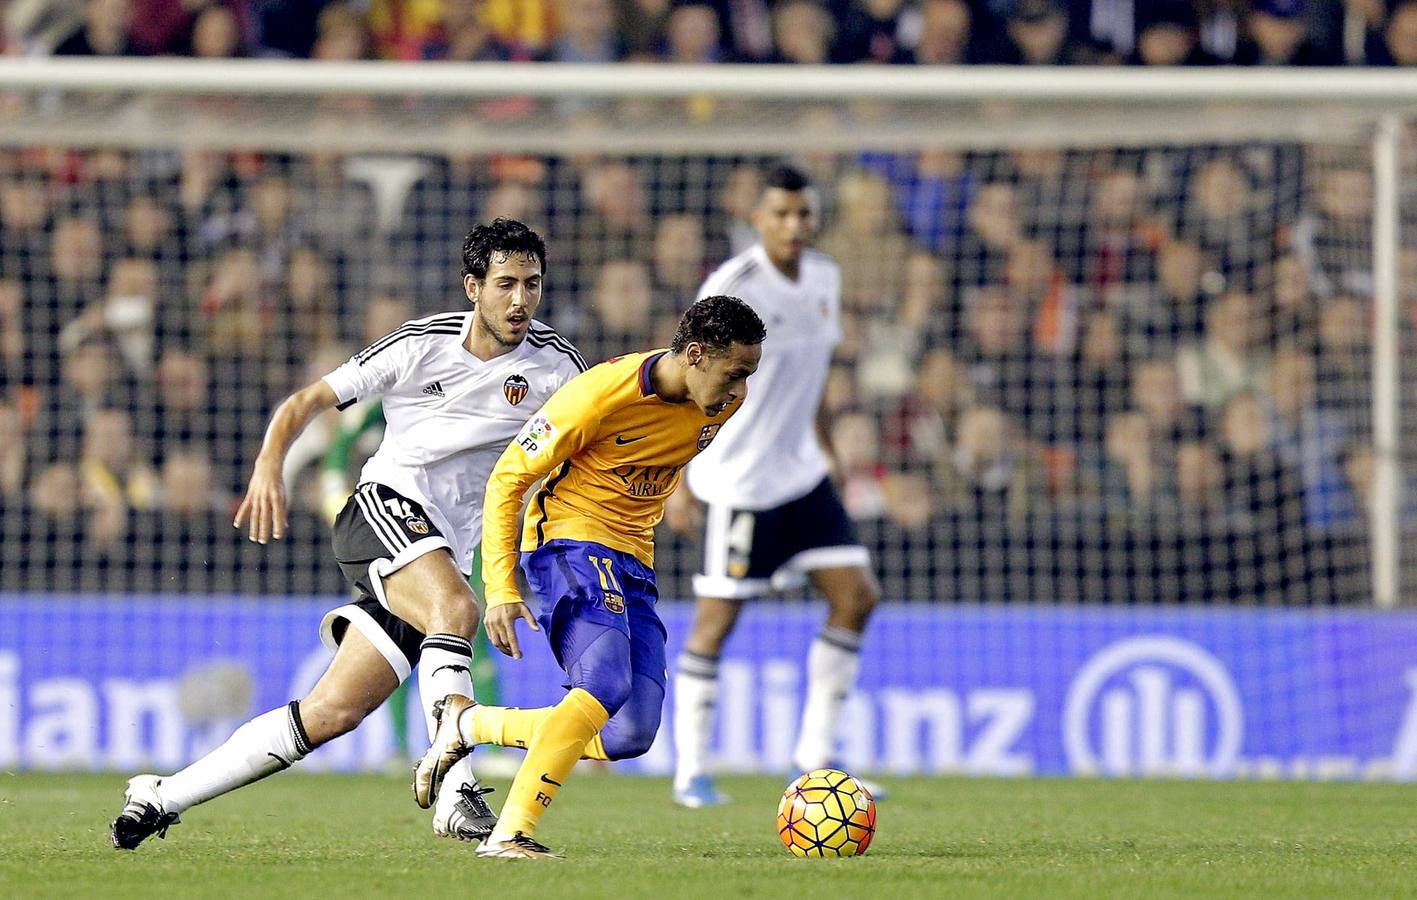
(0, 137), (1403, 603)
(3, 0), (1417, 68)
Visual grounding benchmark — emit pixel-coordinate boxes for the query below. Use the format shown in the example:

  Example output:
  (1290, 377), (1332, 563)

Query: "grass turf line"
(2, 773), (1417, 899)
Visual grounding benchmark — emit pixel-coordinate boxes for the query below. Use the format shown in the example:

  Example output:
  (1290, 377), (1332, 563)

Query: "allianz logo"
(1061, 636), (1243, 778)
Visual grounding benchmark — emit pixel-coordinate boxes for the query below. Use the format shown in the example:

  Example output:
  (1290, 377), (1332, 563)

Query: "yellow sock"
(463, 704), (610, 760)
(493, 689), (610, 840)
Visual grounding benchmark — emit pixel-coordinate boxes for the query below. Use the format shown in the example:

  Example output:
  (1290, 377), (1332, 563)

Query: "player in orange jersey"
(412, 295), (765, 858)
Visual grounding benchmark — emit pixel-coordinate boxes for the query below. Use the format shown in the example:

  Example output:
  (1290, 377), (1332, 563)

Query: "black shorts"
(694, 477), (870, 600)
(320, 483), (453, 680)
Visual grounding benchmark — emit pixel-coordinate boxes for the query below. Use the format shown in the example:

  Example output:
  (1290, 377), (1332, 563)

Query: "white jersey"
(686, 243), (842, 509)
(323, 311), (586, 574)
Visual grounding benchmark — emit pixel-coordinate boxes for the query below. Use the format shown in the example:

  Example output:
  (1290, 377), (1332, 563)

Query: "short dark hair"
(461, 218), (547, 280)
(763, 164), (811, 194)
(670, 295), (766, 355)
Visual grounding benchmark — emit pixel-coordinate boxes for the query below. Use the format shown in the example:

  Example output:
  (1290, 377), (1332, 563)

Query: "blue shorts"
(520, 539), (668, 692)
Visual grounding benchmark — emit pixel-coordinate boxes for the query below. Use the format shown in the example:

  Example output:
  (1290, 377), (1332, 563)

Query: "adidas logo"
(422, 382), (445, 397)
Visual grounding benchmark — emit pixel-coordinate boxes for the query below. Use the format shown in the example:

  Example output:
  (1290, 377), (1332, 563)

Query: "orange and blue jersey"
(481, 349), (742, 608)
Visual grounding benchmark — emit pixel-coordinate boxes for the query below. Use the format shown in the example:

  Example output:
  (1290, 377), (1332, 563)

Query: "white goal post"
(0, 60), (1409, 606)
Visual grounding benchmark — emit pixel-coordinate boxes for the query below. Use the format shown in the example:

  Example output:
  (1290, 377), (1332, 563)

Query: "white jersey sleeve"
(321, 315), (463, 409)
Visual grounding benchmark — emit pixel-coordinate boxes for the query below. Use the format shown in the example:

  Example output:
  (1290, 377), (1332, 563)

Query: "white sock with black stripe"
(418, 633), (475, 740)
(420, 634), (479, 822)
(793, 625), (864, 772)
(673, 651), (720, 791)
(160, 701), (312, 814)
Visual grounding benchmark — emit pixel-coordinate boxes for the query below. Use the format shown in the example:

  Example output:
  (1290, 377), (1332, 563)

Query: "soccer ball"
(776, 768), (876, 857)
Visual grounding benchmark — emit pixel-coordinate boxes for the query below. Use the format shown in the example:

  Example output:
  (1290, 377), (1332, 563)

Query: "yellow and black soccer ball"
(776, 768), (876, 858)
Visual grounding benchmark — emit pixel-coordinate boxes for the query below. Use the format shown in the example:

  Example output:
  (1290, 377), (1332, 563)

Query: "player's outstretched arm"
(234, 380), (340, 544)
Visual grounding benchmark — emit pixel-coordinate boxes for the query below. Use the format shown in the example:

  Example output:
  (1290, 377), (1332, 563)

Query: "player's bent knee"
(598, 677), (664, 760)
(567, 632), (634, 716)
(425, 591), (481, 638)
(599, 720), (658, 760)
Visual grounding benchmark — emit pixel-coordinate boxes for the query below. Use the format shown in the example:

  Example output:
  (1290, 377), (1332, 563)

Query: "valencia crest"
(503, 374), (530, 406)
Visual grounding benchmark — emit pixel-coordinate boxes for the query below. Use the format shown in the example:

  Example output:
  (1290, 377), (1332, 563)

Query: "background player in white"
(111, 219), (586, 849)
(667, 166), (882, 807)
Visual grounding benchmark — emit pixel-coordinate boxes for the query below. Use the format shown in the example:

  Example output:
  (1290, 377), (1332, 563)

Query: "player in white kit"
(667, 167), (882, 807)
(111, 219), (586, 849)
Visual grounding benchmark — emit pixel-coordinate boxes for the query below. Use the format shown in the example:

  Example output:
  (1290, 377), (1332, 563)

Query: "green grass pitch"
(2, 772), (1416, 899)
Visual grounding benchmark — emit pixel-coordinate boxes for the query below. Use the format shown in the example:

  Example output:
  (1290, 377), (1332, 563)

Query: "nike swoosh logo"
(615, 434), (646, 445)
(540, 773), (562, 787)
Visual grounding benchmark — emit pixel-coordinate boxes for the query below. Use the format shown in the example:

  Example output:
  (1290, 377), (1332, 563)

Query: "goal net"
(0, 61), (1409, 611)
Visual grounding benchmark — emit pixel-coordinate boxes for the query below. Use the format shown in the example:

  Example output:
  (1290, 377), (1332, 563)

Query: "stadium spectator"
(57, 256), (159, 376)
(190, 5), (244, 57)
(890, 346), (975, 465)
(831, 409), (889, 520)
(1235, 0), (1336, 66)
(549, 0), (624, 62)
(158, 448), (223, 518)
(860, 150), (975, 255)
(898, 0), (975, 64)
(119, 194), (184, 301)
(1004, 238), (1076, 356)
(959, 182), (1022, 288)
(1175, 438), (1224, 512)
(882, 471), (936, 529)
(0, 278), (25, 390)
(1368, 0), (1417, 65)
(36, 216), (107, 356)
(948, 404), (1042, 517)
(1295, 165), (1372, 298)
(1130, 356), (1189, 444)
(53, 0), (135, 56)
(434, 0), (525, 60)
(566, 160), (653, 296)
(1314, 293), (1370, 417)
(715, 164), (762, 256)
(274, 244), (341, 355)
(651, 213), (708, 300)
(1180, 157), (1258, 290)
(1070, 308), (1126, 444)
(1083, 167), (1153, 306)
(986, 0), (1073, 65)
(586, 258), (655, 358)
(899, 249), (949, 340)
(30, 459), (81, 517)
(663, 3), (725, 62)
(1176, 291), (1265, 410)
(310, 3), (368, 60)
(1130, 0), (1218, 66)
(150, 348), (217, 461)
(0, 395), (25, 498)
(819, 170), (912, 314)
(1134, 238), (1211, 350)
(832, 0), (917, 64)
(1265, 345), (1354, 528)
(0, 171), (50, 278)
(1267, 252), (1318, 347)
(615, 0), (675, 60)
(78, 407), (157, 548)
(770, 0), (835, 64)
(1101, 410), (1162, 509)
